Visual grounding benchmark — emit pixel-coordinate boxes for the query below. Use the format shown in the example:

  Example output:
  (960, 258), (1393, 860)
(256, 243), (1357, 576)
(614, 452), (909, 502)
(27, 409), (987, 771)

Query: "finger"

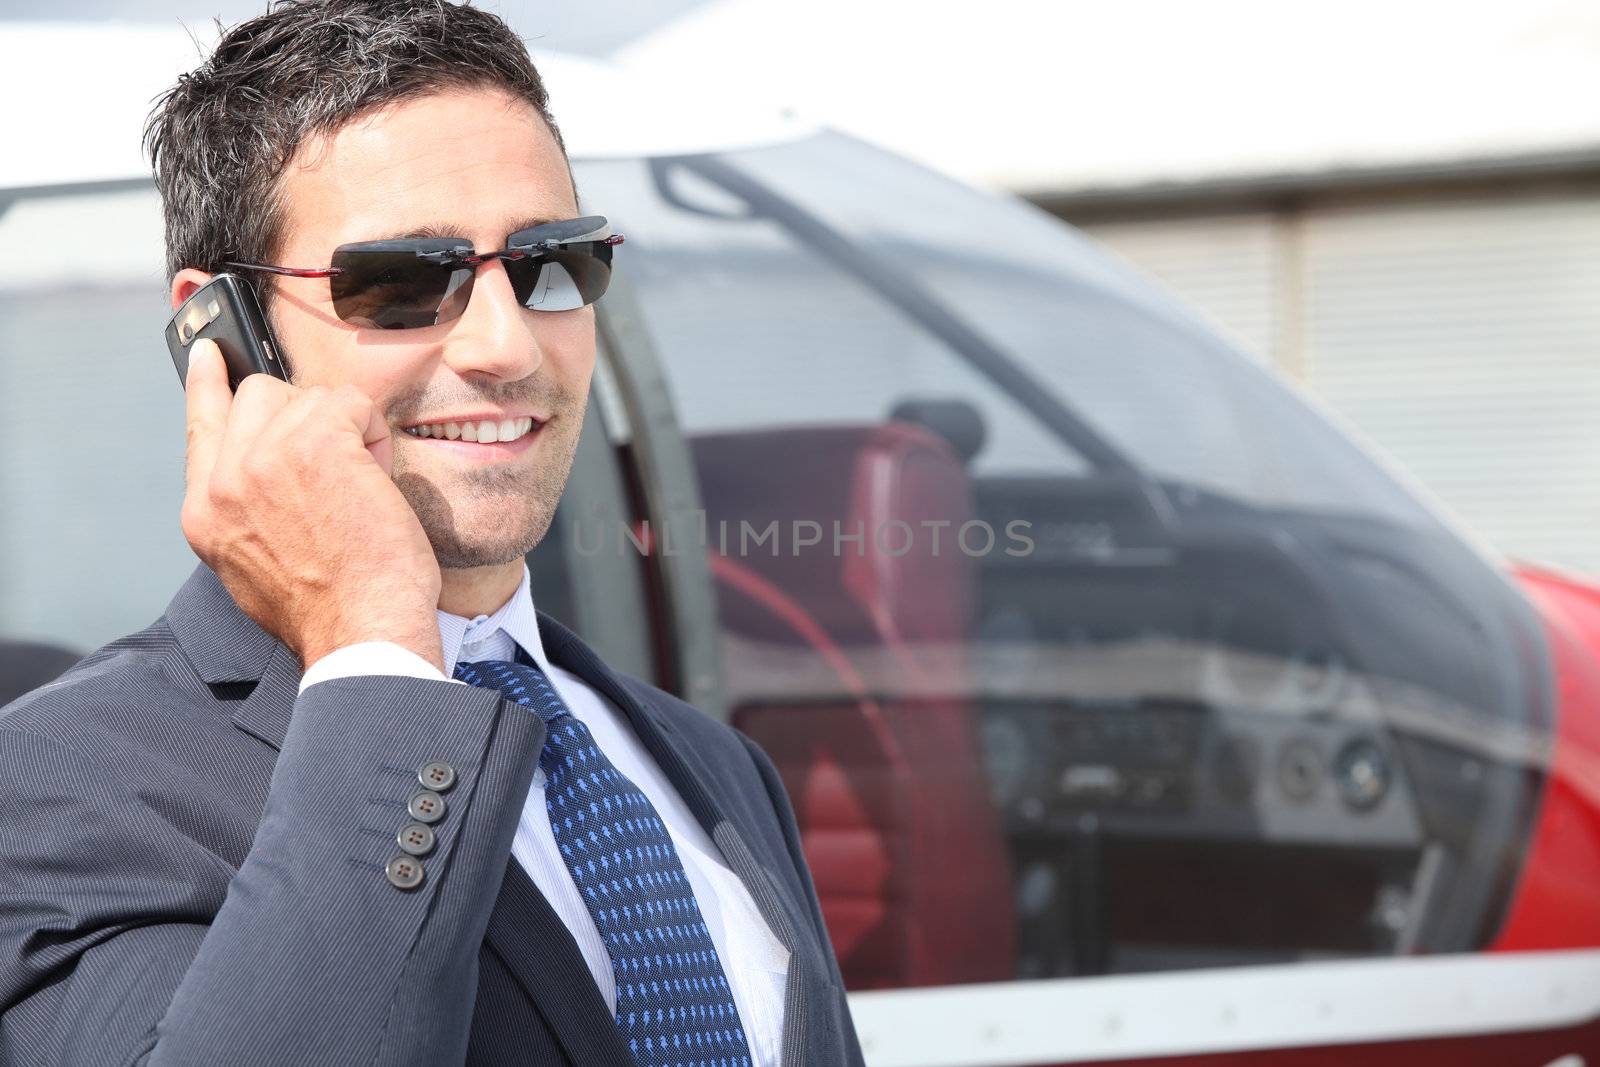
(337, 385), (391, 450)
(183, 339), (232, 491)
(214, 371), (298, 474)
(367, 431), (394, 476)
(322, 386), (394, 469)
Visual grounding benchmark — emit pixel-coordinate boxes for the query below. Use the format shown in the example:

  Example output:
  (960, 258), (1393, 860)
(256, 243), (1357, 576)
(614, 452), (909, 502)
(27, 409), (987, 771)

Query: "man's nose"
(440, 259), (545, 380)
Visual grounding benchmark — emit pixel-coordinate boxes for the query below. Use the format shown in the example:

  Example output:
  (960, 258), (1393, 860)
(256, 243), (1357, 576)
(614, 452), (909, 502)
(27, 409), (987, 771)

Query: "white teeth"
(406, 417), (539, 441)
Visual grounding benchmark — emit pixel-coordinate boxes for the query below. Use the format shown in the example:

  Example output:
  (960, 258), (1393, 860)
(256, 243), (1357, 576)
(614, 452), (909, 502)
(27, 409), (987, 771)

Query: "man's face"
(256, 86), (592, 571)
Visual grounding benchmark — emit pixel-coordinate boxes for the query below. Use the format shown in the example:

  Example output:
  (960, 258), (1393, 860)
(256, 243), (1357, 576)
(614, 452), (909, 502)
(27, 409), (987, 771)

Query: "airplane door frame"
(595, 266), (730, 721)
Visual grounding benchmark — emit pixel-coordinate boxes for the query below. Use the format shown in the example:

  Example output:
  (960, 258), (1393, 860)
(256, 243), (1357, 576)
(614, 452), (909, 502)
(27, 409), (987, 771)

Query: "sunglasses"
(223, 215), (623, 330)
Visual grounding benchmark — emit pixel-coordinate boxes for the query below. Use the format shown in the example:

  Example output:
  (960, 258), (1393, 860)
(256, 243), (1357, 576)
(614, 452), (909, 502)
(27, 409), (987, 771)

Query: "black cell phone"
(165, 273), (291, 391)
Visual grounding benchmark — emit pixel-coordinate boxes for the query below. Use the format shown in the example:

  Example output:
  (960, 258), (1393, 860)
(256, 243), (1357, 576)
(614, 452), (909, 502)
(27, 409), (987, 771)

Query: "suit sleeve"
(0, 674), (542, 1067)
(736, 732), (867, 1067)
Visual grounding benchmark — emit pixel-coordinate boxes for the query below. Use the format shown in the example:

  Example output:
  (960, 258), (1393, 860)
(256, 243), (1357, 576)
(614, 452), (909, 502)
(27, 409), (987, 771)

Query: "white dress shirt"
(299, 565), (790, 1066)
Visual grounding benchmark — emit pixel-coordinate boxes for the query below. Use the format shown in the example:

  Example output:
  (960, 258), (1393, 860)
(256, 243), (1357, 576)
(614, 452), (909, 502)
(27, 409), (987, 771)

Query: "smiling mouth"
(401, 416), (542, 444)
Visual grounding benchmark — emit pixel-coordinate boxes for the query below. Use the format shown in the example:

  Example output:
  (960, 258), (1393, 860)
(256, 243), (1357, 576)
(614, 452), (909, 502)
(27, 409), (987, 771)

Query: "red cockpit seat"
(690, 421), (1015, 990)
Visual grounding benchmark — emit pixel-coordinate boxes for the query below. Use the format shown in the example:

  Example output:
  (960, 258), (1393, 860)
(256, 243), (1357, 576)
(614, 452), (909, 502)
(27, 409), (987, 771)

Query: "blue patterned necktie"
(454, 655), (754, 1067)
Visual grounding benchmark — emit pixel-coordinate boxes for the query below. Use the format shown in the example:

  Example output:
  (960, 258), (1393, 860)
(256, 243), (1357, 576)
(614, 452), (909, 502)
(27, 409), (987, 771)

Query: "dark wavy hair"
(143, 0), (571, 318)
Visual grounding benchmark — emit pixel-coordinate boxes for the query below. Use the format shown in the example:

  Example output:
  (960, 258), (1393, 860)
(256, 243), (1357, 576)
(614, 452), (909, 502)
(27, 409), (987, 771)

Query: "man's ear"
(171, 268), (215, 312)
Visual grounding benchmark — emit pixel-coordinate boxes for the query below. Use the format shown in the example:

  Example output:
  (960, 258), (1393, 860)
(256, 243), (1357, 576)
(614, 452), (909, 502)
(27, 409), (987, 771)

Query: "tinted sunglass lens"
(507, 244), (613, 312)
(331, 252), (463, 330)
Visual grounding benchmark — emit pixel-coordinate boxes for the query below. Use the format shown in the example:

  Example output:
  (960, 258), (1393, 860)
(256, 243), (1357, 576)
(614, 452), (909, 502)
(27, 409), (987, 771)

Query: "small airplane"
(1, 26), (1596, 1066)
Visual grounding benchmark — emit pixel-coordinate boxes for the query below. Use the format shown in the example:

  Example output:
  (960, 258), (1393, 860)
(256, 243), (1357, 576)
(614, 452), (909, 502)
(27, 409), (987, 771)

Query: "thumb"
(184, 339), (231, 490)
(328, 385), (395, 476)
(368, 433), (394, 476)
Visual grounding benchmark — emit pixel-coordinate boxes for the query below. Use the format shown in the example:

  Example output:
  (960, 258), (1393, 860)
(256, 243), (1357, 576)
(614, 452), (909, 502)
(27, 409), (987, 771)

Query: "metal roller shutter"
(1080, 211), (1281, 365)
(1302, 187), (1600, 574)
(1078, 187), (1600, 576)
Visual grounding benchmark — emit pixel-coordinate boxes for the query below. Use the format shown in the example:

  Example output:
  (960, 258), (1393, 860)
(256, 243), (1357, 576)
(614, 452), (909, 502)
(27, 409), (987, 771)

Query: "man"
(0, 2), (863, 1064)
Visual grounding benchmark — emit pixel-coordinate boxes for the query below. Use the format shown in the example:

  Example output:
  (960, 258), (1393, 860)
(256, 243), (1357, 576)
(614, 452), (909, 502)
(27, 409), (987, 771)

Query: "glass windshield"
(595, 130), (1442, 528)
(573, 132), (1551, 991)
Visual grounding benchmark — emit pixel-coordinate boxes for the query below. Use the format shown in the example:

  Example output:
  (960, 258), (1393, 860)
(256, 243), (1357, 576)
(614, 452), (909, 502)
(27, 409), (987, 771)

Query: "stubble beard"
(390, 410), (584, 571)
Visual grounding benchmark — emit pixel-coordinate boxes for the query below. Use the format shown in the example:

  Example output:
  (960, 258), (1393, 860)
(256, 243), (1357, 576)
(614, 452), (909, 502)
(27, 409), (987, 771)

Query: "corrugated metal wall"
(1077, 182), (1600, 576)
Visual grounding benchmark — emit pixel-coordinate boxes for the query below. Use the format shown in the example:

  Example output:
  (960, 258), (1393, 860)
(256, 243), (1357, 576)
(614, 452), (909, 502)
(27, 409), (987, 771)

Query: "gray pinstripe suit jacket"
(0, 564), (865, 1066)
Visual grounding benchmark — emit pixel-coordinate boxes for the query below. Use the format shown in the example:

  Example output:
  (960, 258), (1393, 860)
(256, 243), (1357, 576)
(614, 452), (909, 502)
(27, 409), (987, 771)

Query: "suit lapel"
(482, 860), (634, 1065)
(536, 611), (808, 884)
(165, 563), (301, 750)
(534, 609), (734, 840)
(227, 644), (300, 750)
(535, 610), (830, 1066)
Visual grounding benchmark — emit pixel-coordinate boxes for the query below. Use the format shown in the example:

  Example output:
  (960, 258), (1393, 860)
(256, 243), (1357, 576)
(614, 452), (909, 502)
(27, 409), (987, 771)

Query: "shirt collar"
(436, 562), (551, 678)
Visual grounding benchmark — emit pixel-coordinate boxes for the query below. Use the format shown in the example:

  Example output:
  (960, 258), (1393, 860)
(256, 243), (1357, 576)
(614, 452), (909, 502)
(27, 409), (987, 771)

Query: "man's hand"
(181, 340), (444, 673)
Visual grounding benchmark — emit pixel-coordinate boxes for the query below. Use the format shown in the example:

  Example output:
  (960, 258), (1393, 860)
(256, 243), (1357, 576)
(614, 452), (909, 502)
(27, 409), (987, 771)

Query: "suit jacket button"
(407, 790), (446, 823)
(385, 855), (425, 890)
(396, 821), (436, 857)
(417, 761), (457, 792)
